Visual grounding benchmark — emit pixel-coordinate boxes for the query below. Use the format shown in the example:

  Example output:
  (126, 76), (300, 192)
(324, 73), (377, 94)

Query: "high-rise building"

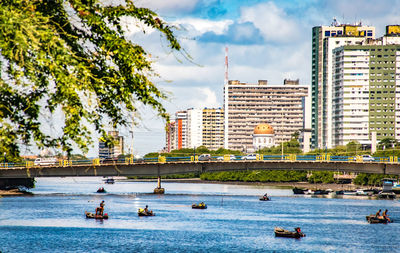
(98, 131), (124, 158)
(332, 26), (400, 146)
(202, 108), (224, 150)
(224, 79), (309, 152)
(165, 121), (176, 152)
(187, 108), (203, 148)
(311, 21), (375, 148)
(175, 110), (188, 149)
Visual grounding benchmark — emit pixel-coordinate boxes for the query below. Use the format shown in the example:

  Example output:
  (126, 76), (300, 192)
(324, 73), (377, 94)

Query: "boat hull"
(274, 227), (305, 238)
(85, 212), (108, 219)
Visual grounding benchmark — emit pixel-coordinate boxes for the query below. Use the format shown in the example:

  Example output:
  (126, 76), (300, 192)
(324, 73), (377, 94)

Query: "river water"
(1, 177), (399, 252)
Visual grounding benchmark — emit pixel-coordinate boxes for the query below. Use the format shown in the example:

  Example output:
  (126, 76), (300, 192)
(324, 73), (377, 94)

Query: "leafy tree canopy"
(0, 0), (182, 158)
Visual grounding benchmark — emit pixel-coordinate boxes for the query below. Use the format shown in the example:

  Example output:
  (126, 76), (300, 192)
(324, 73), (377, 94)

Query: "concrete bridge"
(1, 159), (400, 179)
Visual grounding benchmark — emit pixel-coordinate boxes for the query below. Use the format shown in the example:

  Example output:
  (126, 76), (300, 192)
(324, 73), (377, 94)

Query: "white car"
(216, 155), (236, 161)
(354, 155), (375, 162)
(198, 154), (211, 161)
(241, 154), (258, 160)
(34, 157), (58, 166)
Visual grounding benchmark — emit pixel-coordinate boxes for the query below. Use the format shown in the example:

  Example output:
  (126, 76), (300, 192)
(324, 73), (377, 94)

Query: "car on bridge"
(198, 154), (211, 161)
(216, 155), (237, 161)
(241, 154), (258, 160)
(353, 155), (375, 162)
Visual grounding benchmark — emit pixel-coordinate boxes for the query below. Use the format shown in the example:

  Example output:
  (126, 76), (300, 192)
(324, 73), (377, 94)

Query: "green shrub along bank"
(353, 173), (398, 186)
(307, 171), (335, 184)
(200, 170), (308, 182)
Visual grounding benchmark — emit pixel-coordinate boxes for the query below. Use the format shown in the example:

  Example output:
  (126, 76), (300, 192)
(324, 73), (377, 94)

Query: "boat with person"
(138, 206), (155, 216)
(192, 202), (207, 209)
(366, 215), (392, 224)
(96, 187), (106, 193)
(274, 227), (306, 238)
(85, 211), (109, 219)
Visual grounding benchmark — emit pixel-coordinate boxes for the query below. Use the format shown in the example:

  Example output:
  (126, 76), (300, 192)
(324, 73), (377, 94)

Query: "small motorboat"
(259, 196), (270, 201)
(192, 203), (207, 209)
(366, 215), (392, 224)
(274, 227), (305, 238)
(138, 208), (155, 216)
(97, 187), (106, 193)
(85, 211), (109, 219)
(104, 178), (115, 184)
(292, 187), (306, 194)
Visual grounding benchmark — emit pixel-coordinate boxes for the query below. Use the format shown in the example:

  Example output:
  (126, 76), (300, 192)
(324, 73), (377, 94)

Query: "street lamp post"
(3, 152), (6, 165)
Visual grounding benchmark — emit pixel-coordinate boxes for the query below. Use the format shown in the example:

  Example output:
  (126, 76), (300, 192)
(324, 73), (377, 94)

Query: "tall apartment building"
(98, 131), (124, 158)
(202, 108), (224, 150)
(175, 110), (188, 149)
(165, 121), (176, 152)
(332, 26), (400, 146)
(187, 108), (203, 148)
(224, 79), (309, 152)
(311, 21), (375, 148)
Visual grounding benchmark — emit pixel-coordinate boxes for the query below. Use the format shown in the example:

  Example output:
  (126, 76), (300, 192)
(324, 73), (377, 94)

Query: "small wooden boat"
(274, 227), (305, 238)
(192, 203), (207, 209)
(292, 187), (306, 194)
(138, 209), (155, 216)
(85, 211), (108, 219)
(366, 215), (392, 224)
(96, 187), (106, 193)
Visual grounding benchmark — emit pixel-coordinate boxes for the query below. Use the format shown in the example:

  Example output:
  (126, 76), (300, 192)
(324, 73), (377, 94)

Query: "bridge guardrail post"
(326, 154), (330, 161)
(158, 155), (166, 163)
(256, 154), (260, 161)
(93, 158), (100, 166)
(190, 156), (194, 162)
(26, 161), (33, 168)
(224, 155), (231, 161)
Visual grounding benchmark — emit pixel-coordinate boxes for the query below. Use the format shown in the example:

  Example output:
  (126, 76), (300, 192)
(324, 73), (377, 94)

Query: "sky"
(112, 0), (400, 156)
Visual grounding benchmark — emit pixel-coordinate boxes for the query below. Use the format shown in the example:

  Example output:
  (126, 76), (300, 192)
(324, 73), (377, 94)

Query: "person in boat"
(200, 202), (205, 207)
(295, 227), (302, 234)
(375, 209), (381, 218)
(382, 209), (391, 222)
(263, 193), (268, 200)
(144, 205), (149, 214)
(96, 200), (105, 216)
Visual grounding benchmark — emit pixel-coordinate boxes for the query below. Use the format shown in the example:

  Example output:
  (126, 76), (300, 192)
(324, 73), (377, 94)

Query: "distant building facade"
(332, 26), (400, 146)
(98, 131), (124, 158)
(311, 21), (376, 149)
(224, 79), (308, 152)
(202, 108), (224, 150)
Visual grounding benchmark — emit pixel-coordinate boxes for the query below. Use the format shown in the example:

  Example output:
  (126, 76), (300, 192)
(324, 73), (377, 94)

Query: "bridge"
(1, 154), (399, 193)
(1, 154), (400, 178)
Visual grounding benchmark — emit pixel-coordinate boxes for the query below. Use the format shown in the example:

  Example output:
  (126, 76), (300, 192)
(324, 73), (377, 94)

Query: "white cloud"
(240, 2), (301, 43)
(134, 0), (199, 14)
(190, 87), (220, 108)
(173, 18), (233, 35)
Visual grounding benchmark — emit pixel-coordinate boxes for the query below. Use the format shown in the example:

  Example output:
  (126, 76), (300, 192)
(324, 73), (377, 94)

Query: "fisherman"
(375, 209), (381, 218)
(382, 209), (391, 222)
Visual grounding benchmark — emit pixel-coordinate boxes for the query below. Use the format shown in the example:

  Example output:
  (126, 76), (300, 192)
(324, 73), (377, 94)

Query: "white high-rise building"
(187, 108), (203, 148)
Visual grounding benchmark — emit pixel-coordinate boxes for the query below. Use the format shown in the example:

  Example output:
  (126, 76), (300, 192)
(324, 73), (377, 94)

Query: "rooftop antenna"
(224, 47), (228, 85)
(223, 47), (229, 149)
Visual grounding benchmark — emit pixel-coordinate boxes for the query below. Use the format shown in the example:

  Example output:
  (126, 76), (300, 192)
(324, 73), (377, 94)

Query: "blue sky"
(106, 0), (400, 156)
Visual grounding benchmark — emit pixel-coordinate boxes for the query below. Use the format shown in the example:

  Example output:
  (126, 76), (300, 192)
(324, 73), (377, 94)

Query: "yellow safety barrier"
(326, 154), (331, 161)
(256, 154), (260, 161)
(289, 154), (297, 161)
(389, 156), (398, 163)
(93, 158), (100, 165)
(317, 155), (324, 161)
(158, 156), (166, 163)
(61, 160), (72, 166)
(348, 156), (354, 161)
(355, 156), (363, 162)
(125, 157), (133, 164)
(26, 161), (33, 168)
(190, 156), (194, 162)
(224, 155), (231, 161)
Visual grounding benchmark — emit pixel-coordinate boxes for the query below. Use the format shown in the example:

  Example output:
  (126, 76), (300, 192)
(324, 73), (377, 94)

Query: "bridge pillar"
(153, 176), (165, 194)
